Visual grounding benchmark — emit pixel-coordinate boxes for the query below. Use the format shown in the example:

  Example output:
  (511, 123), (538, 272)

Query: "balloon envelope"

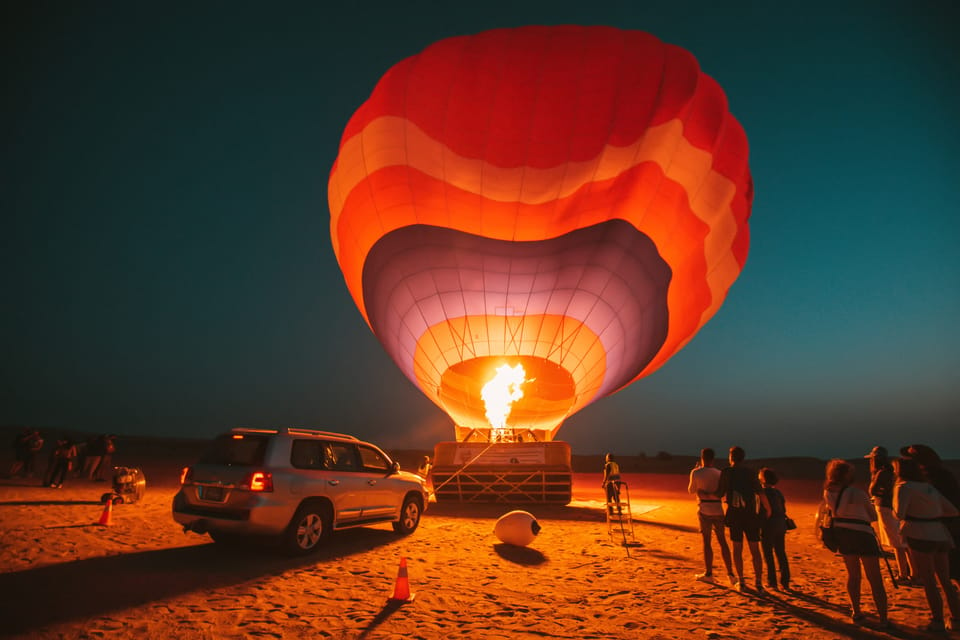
(329, 25), (753, 442)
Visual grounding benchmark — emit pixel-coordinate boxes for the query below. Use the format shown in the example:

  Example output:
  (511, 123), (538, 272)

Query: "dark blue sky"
(3, 1), (958, 459)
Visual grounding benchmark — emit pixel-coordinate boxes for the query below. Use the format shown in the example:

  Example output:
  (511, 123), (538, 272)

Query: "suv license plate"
(201, 486), (225, 501)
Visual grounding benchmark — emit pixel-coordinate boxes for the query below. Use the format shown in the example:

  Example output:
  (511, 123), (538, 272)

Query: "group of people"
(6, 429), (117, 488)
(687, 446), (791, 593)
(824, 444), (960, 632)
(683, 443), (960, 633)
(7, 428), (44, 478)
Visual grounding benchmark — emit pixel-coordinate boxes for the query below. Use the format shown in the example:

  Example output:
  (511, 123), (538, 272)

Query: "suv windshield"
(359, 444), (391, 472)
(199, 434), (268, 466)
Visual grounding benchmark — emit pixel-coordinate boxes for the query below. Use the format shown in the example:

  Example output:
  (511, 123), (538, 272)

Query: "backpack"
(726, 466), (758, 512)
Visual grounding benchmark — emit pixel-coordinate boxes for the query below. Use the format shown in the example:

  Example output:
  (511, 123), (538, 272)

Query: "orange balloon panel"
(329, 25), (753, 441)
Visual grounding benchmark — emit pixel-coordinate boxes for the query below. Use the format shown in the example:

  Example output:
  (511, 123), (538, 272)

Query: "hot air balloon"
(329, 25), (752, 501)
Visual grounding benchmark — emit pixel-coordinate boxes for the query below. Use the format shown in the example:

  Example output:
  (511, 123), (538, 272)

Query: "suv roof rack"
(284, 427), (359, 440)
(227, 427), (359, 441)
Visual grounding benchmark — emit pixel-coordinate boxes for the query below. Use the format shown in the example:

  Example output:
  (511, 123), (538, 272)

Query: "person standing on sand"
(715, 446), (769, 592)
(8, 428), (43, 479)
(602, 453), (622, 516)
(95, 434), (116, 481)
(893, 456), (960, 632)
(822, 459), (890, 628)
(758, 467), (790, 591)
(688, 448), (734, 585)
(83, 434), (105, 480)
(865, 445), (914, 585)
(902, 444), (960, 587)
(46, 437), (76, 488)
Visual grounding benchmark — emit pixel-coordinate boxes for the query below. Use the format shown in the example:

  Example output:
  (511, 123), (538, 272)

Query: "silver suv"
(172, 428), (428, 554)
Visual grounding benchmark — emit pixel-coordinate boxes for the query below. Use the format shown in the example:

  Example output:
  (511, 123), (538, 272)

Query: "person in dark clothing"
(83, 435), (105, 480)
(8, 428), (43, 478)
(716, 446), (771, 592)
(90, 434), (116, 481)
(97, 434), (116, 481)
(46, 438), (76, 488)
(72, 439), (88, 478)
(602, 453), (622, 515)
(23, 429), (43, 478)
(759, 467), (791, 591)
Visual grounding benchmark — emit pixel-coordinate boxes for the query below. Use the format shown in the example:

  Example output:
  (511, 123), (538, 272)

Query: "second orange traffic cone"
(96, 499), (113, 526)
(388, 557), (415, 603)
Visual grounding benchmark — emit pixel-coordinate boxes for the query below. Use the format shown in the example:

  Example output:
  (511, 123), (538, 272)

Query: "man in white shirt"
(688, 448), (734, 585)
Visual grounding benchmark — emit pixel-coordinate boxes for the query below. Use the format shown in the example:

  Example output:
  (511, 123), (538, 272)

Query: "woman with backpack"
(822, 459), (889, 628)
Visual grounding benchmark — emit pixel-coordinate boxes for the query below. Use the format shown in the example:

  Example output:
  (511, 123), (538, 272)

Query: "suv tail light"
(241, 471), (274, 492)
(180, 466), (193, 485)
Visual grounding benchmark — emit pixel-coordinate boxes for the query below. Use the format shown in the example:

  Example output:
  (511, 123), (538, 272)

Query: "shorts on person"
(725, 508), (760, 543)
(835, 526), (881, 556)
(905, 537), (955, 553)
(698, 512), (725, 535)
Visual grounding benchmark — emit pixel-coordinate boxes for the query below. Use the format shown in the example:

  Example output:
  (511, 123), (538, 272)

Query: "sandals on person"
(851, 613), (866, 625)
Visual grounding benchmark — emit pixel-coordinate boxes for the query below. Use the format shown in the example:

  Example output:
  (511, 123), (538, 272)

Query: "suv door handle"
(328, 480), (340, 486)
(367, 480), (377, 486)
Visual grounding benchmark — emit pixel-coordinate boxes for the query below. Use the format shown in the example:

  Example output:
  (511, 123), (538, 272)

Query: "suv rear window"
(291, 440), (327, 469)
(199, 434), (269, 466)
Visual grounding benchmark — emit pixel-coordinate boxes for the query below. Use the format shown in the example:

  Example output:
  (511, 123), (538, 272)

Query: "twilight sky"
(3, 1), (958, 459)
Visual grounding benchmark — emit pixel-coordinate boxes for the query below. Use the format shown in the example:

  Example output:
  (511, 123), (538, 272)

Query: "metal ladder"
(606, 481), (638, 551)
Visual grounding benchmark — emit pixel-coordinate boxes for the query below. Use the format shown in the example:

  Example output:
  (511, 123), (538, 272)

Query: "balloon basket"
(430, 441), (572, 505)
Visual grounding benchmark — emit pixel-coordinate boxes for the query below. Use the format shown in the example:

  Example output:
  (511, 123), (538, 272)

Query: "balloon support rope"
(427, 441), (498, 501)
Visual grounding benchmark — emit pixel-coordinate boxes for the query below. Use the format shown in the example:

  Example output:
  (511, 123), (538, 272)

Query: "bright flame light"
(481, 363), (526, 439)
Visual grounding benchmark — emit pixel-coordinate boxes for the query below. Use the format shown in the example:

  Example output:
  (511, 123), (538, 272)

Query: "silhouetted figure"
(8, 428), (43, 478)
(759, 467), (791, 591)
(602, 453), (622, 516)
(46, 438), (76, 488)
(83, 434), (104, 480)
(95, 434), (116, 481)
(716, 446), (770, 592)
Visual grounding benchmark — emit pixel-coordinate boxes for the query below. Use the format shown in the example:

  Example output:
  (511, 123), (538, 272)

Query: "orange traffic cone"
(388, 557), (415, 603)
(96, 499), (113, 526)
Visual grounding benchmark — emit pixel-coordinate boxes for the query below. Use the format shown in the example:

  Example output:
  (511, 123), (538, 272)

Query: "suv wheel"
(284, 502), (331, 555)
(392, 495), (422, 535)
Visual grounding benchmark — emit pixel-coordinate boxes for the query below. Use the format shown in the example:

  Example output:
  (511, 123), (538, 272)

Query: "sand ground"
(0, 466), (953, 639)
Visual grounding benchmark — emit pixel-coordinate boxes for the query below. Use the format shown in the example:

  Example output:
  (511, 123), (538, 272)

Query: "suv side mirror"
(390, 461), (401, 475)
